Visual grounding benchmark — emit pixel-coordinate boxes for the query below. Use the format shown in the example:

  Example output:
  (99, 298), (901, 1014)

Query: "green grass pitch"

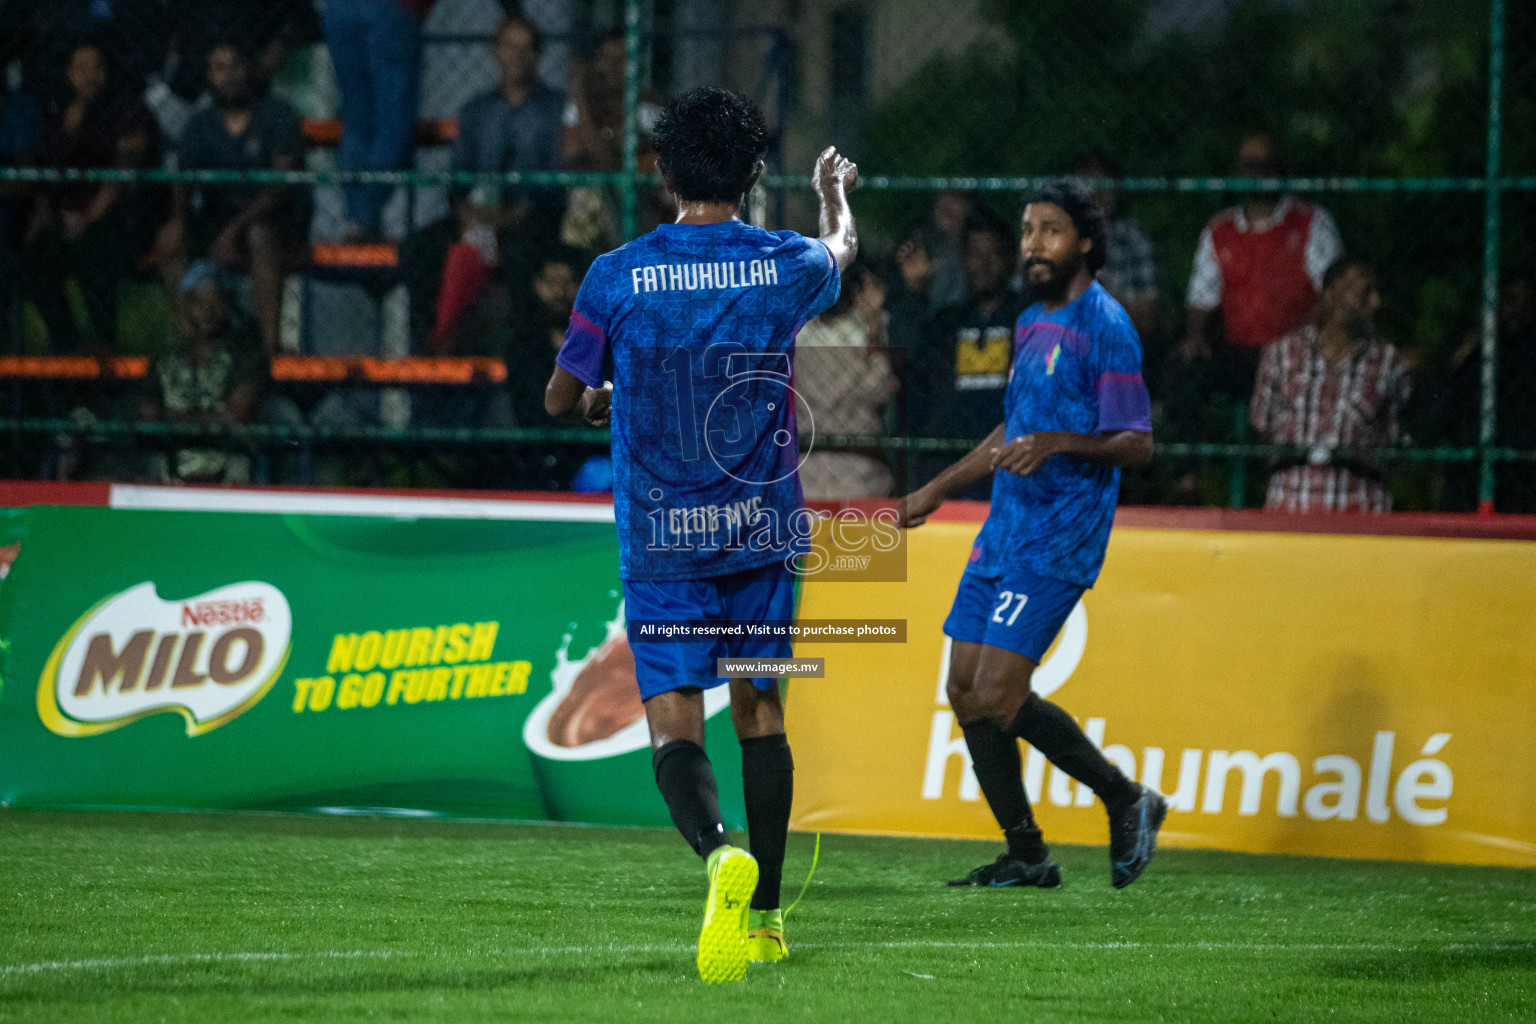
(1, 811), (1532, 1023)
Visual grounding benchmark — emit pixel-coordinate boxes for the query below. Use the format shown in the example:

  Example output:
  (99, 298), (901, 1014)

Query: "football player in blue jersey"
(899, 180), (1167, 891)
(545, 87), (857, 983)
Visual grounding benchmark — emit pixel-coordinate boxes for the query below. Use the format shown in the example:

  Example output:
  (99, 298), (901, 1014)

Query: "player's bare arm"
(814, 146), (859, 270)
(898, 423), (1006, 529)
(992, 429), (1153, 476)
(544, 366), (612, 427)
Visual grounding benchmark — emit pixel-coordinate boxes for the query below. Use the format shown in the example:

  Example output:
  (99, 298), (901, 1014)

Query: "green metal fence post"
(1229, 404), (1247, 510)
(1478, 0), (1506, 512)
(621, 0), (644, 242)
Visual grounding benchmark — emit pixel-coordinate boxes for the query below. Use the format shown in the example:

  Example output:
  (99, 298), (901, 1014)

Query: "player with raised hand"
(900, 180), (1166, 891)
(545, 87), (857, 983)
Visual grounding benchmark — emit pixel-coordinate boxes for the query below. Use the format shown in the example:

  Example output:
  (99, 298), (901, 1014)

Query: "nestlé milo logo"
(37, 581), (292, 737)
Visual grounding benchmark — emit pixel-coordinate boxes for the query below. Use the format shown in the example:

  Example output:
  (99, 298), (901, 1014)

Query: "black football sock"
(653, 739), (729, 858)
(1010, 693), (1138, 813)
(741, 732), (794, 911)
(1004, 823), (1050, 864)
(960, 717), (1047, 862)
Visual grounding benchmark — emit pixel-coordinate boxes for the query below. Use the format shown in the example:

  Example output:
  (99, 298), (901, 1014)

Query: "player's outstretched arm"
(814, 146), (859, 271)
(897, 424), (1006, 529)
(993, 430), (1153, 476)
(545, 365), (612, 427)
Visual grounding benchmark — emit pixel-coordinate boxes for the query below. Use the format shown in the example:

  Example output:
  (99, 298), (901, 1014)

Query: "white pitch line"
(0, 949), (405, 977)
(809, 939), (1536, 953)
(3, 939), (1529, 978)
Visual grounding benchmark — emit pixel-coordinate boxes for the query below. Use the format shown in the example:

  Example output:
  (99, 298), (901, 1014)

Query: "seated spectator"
(0, 75), (43, 353)
(794, 260), (901, 499)
(155, 41), (308, 355)
(1074, 151), (1158, 341)
(1250, 259), (1410, 512)
(139, 261), (267, 485)
(1177, 132), (1343, 402)
(466, 244), (591, 489)
(168, 0), (323, 102)
(400, 14), (564, 353)
(323, 0), (434, 241)
(147, 0), (323, 144)
(505, 246), (585, 425)
(16, 0), (166, 106)
(21, 40), (157, 354)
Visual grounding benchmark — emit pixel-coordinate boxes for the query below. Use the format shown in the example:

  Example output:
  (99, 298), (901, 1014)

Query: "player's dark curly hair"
(1022, 179), (1107, 274)
(652, 87), (768, 204)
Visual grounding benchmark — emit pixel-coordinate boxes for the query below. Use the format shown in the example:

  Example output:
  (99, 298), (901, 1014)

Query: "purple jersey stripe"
(1096, 372), (1152, 432)
(557, 310), (607, 388)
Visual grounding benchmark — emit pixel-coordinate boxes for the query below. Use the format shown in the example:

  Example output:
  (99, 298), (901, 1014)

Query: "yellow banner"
(788, 521), (1536, 868)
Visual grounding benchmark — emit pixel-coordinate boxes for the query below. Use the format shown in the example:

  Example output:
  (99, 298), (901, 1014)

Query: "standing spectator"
(559, 28), (669, 249)
(794, 260), (901, 499)
(1180, 132), (1343, 400)
(908, 217), (1026, 496)
(885, 228), (939, 354)
(1430, 270), (1536, 512)
(919, 190), (973, 315)
(912, 217), (1026, 456)
(1074, 151), (1158, 341)
(0, 75), (43, 353)
(455, 14), (565, 237)
(1493, 272), (1536, 512)
(156, 41), (308, 355)
(562, 29), (664, 172)
(139, 260), (266, 484)
(399, 14), (564, 352)
(22, 41), (157, 354)
(323, 0), (434, 241)
(1250, 259), (1410, 512)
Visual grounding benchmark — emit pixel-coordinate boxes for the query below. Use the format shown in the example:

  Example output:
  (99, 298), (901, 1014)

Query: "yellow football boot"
(697, 845), (758, 983)
(746, 908), (787, 963)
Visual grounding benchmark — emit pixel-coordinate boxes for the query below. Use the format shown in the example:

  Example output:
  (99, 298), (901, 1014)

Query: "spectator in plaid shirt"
(1075, 152), (1158, 341)
(1250, 259), (1411, 512)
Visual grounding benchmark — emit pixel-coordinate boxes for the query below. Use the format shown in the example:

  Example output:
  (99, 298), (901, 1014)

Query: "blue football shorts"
(942, 565), (1085, 663)
(623, 561), (796, 700)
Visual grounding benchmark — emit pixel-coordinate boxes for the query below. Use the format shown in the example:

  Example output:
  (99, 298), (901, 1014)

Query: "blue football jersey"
(556, 220), (840, 581)
(970, 281), (1152, 588)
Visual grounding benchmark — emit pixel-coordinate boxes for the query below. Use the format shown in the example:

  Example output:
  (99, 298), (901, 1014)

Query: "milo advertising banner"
(0, 502), (745, 826)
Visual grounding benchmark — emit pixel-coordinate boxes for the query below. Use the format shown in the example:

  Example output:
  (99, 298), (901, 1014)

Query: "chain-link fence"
(0, 0), (1531, 510)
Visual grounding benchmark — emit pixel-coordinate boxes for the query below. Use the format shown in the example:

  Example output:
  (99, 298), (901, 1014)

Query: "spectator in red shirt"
(1179, 132), (1342, 400)
(1250, 259), (1410, 512)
